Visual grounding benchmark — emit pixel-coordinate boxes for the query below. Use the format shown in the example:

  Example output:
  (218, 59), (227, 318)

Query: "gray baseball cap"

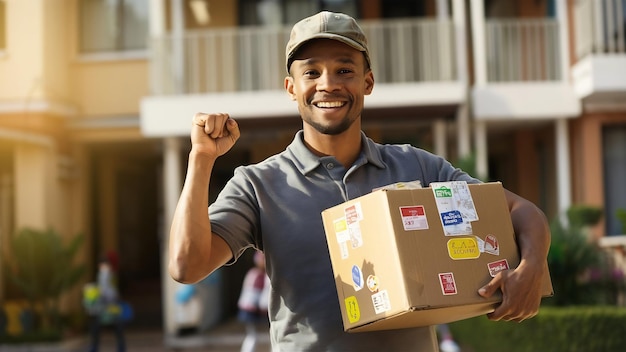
(285, 11), (371, 72)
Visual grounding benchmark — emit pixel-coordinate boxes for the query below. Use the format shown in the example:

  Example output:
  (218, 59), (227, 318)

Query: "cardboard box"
(321, 182), (553, 332)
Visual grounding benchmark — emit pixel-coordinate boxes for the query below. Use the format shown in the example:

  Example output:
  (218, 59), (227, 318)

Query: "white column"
(452, 0), (471, 158)
(474, 120), (488, 181)
(162, 137), (183, 335)
(557, 0), (571, 82)
(433, 119), (447, 159)
(470, 0), (487, 86)
(555, 0), (572, 221)
(149, 0), (166, 94)
(556, 119), (572, 222)
(470, 0), (488, 179)
(172, 0), (186, 93)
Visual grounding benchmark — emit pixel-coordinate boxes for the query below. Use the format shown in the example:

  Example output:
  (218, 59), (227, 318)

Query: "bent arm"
(507, 189), (551, 276)
(479, 189), (551, 321)
(168, 151), (232, 284)
(168, 113), (240, 284)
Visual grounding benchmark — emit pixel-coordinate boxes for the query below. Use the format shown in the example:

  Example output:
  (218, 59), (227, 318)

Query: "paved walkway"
(0, 319), (270, 352)
(95, 318), (271, 352)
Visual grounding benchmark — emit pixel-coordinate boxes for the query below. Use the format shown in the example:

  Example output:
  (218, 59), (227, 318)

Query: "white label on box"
(333, 218), (350, 243)
(339, 241), (349, 259)
(483, 234), (500, 255)
(431, 181), (478, 236)
(474, 235), (500, 256)
(349, 225), (363, 248)
(344, 203), (364, 249)
(371, 290), (391, 314)
(399, 205), (429, 231)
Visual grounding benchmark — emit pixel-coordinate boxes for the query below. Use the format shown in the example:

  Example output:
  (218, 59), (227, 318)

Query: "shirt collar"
(287, 130), (386, 175)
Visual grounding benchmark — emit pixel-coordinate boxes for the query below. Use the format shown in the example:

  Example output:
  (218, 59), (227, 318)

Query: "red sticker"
(345, 205), (359, 225)
(400, 206), (425, 217)
(439, 272), (457, 295)
(484, 234), (500, 255)
(488, 259), (509, 277)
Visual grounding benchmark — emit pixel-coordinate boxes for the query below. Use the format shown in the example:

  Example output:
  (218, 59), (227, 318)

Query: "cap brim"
(287, 33), (367, 61)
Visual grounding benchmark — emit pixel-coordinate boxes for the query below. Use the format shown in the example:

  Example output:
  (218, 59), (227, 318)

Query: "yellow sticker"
(334, 218), (347, 232)
(447, 237), (480, 260)
(344, 296), (361, 323)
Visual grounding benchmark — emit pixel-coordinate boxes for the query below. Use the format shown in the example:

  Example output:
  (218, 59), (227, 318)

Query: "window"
(603, 125), (626, 236)
(79, 0), (148, 53)
(0, 0), (6, 51)
(239, 0), (357, 27)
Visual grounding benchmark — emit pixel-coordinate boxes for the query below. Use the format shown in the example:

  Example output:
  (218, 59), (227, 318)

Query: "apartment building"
(0, 0), (624, 337)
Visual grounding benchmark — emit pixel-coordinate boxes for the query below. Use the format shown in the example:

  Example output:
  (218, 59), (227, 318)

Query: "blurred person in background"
(237, 250), (270, 352)
(84, 252), (126, 352)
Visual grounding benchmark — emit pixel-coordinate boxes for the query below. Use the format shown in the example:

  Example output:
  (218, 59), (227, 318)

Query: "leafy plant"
(547, 206), (624, 306)
(1, 228), (86, 337)
(567, 204), (603, 228)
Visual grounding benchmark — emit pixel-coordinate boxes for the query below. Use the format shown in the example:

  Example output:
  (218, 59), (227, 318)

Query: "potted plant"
(1, 228), (86, 343)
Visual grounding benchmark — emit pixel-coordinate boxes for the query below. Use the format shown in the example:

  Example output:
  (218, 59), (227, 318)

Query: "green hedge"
(449, 306), (626, 352)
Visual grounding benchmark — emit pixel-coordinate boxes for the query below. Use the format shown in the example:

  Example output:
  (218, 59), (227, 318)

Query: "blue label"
(440, 210), (463, 226)
(352, 265), (363, 290)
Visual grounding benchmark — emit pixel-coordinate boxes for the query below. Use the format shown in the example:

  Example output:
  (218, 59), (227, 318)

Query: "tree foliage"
(2, 227), (86, 334)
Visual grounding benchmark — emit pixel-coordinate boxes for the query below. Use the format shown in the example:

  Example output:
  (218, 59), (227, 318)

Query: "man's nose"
(317, 71), (341, 91)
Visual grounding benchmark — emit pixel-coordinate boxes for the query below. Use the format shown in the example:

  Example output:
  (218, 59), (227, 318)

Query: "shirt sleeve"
(209, 166), (261, 264)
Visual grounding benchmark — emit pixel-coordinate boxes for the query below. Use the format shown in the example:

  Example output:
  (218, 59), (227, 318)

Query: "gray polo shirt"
(210, 130), (479, 352)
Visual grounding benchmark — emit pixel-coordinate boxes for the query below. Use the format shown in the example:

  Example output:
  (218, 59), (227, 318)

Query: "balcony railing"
(574, 0), (626, 59)
(150, 18), (457, 95)
(485, 18), (562, 82)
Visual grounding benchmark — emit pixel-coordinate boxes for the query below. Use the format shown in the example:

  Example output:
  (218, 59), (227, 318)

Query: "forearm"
(168, 151), (216, 283)
(507, 191), (551, 272)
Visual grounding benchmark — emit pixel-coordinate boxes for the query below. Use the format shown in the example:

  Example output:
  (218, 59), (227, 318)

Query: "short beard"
(305, 116), (354, 135)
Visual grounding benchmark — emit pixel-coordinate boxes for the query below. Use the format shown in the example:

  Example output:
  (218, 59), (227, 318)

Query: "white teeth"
(316, 101), (344, 108)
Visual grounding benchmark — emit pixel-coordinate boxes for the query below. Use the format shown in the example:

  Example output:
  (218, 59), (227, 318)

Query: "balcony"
(571, 0), (626, 106)
(141, 18), (466, 137)
(472, 18), (580, 120)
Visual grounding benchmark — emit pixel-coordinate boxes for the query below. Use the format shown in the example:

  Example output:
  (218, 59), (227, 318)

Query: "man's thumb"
(478, 276), (500, 298)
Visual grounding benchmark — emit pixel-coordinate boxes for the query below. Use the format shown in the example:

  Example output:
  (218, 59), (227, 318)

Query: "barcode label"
(371, 290), (391, 314)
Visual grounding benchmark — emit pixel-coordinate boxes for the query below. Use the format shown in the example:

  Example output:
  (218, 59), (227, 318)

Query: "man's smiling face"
(285, 39), (374, 136)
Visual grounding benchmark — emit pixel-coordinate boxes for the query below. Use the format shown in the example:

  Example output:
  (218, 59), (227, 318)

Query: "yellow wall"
(43, 0), (71, 103)
(0, 0), (46, 100)
(69, 61), (149, 116)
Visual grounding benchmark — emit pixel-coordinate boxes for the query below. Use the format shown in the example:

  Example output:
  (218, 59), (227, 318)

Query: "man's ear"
(285, 76), (296, 101)
(364, 70), (374, 95)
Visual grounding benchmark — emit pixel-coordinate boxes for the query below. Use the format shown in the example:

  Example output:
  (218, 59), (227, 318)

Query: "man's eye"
(304, 70), (319, 77)
(339, 69), (354, 74)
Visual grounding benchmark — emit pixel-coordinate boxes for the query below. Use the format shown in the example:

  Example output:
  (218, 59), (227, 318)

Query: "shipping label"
(371, 290), (392, 314)
(399, 205), (429, 231)
(333, 217), (350, 259)
(431, 181), (478, 236)
(344, 203), (364, 249)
